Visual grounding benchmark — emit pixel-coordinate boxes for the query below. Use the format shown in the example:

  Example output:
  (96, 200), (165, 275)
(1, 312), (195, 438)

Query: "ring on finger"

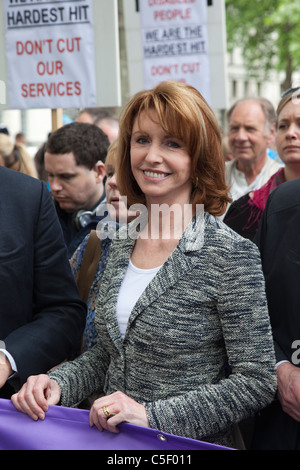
(103, 406), (113, 419)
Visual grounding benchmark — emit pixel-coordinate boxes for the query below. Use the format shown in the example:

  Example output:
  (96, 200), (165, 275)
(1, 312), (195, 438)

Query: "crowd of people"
(1, 82), (300, 450)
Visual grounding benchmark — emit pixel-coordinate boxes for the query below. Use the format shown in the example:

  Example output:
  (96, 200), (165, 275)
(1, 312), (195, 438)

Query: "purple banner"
(0, 398), (232, 450)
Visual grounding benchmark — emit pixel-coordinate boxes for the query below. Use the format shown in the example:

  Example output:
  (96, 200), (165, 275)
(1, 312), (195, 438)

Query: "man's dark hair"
(45, 122), (110, 169)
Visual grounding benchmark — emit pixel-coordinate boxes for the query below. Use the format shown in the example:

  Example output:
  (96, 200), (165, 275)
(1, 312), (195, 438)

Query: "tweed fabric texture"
(49, 212), (276, 447)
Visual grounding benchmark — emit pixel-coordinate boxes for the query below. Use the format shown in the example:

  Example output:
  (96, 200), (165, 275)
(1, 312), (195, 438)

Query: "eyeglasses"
(281, 87), (300, 98)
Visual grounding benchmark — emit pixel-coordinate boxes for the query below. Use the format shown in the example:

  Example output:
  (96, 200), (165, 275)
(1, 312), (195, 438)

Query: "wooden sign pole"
(51, 108), (63, 132)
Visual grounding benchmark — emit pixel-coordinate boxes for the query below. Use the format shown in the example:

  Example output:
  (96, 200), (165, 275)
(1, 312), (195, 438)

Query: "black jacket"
(0, 167), (86, 390)
(255, 178), (300, 364)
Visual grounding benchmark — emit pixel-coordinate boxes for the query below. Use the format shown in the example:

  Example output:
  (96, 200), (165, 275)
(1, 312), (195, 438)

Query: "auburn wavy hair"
(117, 80), (231, 216)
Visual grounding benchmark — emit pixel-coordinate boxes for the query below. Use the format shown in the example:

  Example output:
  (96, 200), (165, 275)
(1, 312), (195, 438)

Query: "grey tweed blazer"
(50, 212), (276, 448)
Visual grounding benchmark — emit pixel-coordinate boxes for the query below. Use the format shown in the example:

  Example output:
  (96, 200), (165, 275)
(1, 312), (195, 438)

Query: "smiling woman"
(130, 108), (192, 209)
(118, 80), (231, 216)
(12, 81), (276, 450)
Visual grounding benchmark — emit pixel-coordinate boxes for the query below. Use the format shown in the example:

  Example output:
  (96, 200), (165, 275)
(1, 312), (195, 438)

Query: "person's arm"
(0, 352), (13, 389)
(4, 184), (86, 385)
(277, 362), (300, 421)
(11, 339), (109, 418)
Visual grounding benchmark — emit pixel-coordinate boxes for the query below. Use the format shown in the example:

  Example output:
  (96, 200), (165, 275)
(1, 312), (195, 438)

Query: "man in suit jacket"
(0, 167), (86, 398)
(252, 178), (300, 449)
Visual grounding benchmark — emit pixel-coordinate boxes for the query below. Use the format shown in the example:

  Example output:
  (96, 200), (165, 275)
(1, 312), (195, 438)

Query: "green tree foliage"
(225, 0), (300, 89)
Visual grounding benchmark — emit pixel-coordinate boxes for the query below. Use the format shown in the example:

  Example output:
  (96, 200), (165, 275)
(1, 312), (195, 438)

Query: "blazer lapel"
(103, 211), (207, 346)
(125, 210), (206, 333)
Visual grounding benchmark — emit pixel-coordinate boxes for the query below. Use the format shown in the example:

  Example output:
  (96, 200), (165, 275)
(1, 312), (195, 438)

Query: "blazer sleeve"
(144, 239), (277, 441)
(4, 183), (86, 385)
(48, 339), (110, 407)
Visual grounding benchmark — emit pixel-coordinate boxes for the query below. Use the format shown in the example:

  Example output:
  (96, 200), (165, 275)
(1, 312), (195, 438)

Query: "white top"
(116, 260), (162, 339)
(229, 164), (267, 201)
(225, 157), (283, 201)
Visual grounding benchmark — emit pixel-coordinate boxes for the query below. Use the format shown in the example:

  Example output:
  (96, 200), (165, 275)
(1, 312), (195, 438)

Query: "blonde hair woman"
(0, 133), (37, 178)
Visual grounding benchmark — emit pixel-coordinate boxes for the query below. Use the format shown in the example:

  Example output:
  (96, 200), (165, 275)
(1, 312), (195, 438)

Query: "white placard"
(3, 0), (97, 109)
(139, 0), (211, 103)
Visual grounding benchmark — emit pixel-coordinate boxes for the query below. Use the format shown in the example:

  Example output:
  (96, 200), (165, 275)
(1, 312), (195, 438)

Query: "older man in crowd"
(226, 97), (282, 202)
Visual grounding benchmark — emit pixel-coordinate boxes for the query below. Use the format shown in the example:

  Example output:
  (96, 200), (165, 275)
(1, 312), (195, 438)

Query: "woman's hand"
(89, 391), (150, 433)
(11, 374), (61, 421)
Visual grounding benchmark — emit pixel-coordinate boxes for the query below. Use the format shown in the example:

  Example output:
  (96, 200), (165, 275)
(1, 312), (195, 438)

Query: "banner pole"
(51, 108), (63, 132)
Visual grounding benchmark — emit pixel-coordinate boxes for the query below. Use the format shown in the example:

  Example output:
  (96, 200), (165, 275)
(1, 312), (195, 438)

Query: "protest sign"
(139, 0), (211, 103)
(3, 0), (97, 109)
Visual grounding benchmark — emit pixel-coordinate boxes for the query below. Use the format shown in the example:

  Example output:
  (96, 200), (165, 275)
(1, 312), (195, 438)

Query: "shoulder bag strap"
(76, 230), (102, 304)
